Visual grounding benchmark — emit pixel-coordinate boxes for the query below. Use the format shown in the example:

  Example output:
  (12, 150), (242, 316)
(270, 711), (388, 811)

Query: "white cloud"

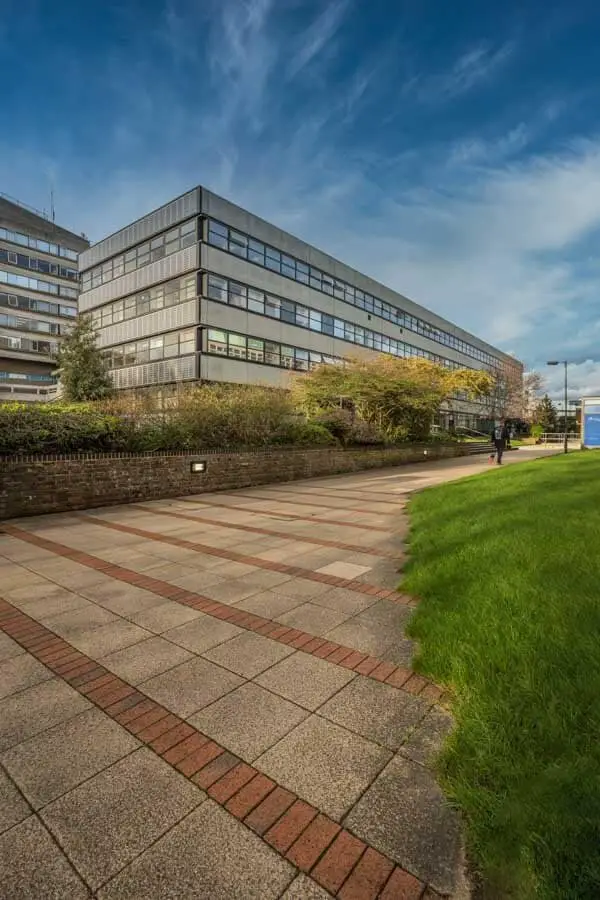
(406, 41), (515, 103)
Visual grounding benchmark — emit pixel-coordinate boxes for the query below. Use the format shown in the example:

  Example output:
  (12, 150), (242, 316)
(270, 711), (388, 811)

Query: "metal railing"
(538, 433), (579, 444)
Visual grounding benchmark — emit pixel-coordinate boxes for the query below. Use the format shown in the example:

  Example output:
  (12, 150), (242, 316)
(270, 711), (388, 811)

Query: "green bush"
(270, 421), (337, 446)
(0, 403), (127, 455)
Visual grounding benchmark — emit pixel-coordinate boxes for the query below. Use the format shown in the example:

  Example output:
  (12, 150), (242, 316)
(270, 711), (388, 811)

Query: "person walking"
(489, 418), (510, 465)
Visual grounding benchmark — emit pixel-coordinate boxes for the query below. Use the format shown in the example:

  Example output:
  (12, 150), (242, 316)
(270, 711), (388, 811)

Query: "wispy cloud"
(286, 0), (349, 79)
(408, 41), (516, 103)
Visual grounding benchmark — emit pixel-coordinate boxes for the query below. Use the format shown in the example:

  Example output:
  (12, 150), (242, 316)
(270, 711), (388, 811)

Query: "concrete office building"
(0, 195), (88, 402)
(79, 187), (520, 429)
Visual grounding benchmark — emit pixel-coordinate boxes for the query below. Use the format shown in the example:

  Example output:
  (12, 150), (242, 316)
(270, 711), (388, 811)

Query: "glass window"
(309, 309), (322, 331)
(322, 314), (334, 336)
(248, 338), (264, 362)
(124, 249), (136, 273)
(309, 268), (322, 290)
(248, 288), (265, 315)
(294, 348), (309, 371)
(208, 275), (228, 303)
(208, 221), (228, 249)
(296, 262), (309, 284)
(265, 341), (280, 365)
(248, 239), (265, 265)
(228, 333), (247, 358)
(334, 319), (344, 339)
(229, 281), (247, 308)
(181, 218), (196, 235)
(137, 243), (150, 266)
(281, 255), (296, 279)
(344, 322), (355, 342)
(113, 256), (124, 278)
(334, 280), (345, 299)
(229, 231), (248, 258)
(296, 305), (309, 328)
(266, 247), (281, 272)
(151, 235), (166, 261)
(280, 300), (295, 324)
(179, 329), (196, 354)
(281, 346), (294, 368)
(322, 275), (334, 296)
(265, 295), (281, 318)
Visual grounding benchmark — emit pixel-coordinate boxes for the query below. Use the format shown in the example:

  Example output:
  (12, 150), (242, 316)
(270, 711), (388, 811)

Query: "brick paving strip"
(74, 512), (417, 608)
(1, 522), (438, 701)
(177, 497), (398, 533)
(231, 487), (406, 508)
(0, 596), (441, 900)
(130, 503), (398, 559)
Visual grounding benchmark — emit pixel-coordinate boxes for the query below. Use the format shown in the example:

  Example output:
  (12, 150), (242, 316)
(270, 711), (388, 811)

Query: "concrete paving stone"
(43, 604), (119, 637)
(189, 682), (308, 762)
(316, 561), (372, 579)
(0, 653), (53, 700)
(344, 755), (462, 895)
(68, 620), (152, 657)
(310, 586), (379, 615)
(129, 601), (204, 634)
(325, 614), (414, 666)
(320, 676), (430, 750)
(163, 613), (243, 654)
(358, 599), (414, 629)
(200, 577), (262, 604)
(97, 799), (294, 900)
(141, 656), (244, 717)
(0, 678), (91, 753)
(0, 816), (91, 899)
(1, 707), (140, 808)
(207, 561), (262, 580)
(274, 602), (351, 636)
(256, 652), (355, 711)
(202, 631), (294, 679)
(169, 570), (227, 592)
(41, 747), (204, 891)
(100, 635), (193, 683)
(80, 581), (163, 616)
(140, 562), (202, 583)
(6, 583), (89, 618)
(0, 768), (31, 834)
(400, 707), (454, 767)
(281, 874), (334, 899)
(231, 569), (294, 591)
(276, 578), (339, 602)
(234, 589), (304, 619)
(0, 631), (25, 663)
(258, 715), (391, 820)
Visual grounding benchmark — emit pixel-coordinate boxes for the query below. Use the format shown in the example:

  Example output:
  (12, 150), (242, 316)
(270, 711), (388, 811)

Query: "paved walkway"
(0, 447), (557, 899)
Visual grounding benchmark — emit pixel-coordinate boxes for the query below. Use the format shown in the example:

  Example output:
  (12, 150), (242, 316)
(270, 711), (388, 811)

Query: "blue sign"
(584, 411), (600, 447)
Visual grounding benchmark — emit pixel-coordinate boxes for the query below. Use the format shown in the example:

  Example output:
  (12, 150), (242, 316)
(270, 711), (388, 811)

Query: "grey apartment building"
(78, 187), (519, 429)
(0, 195), (88, 402)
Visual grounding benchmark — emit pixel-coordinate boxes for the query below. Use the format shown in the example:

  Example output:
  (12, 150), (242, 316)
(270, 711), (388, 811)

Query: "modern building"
(78, 187), (521, 429)
(0, 195), (89, 402)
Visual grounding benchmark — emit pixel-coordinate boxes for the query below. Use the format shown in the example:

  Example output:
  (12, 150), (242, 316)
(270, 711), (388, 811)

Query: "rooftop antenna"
(50, 187), (55, 224)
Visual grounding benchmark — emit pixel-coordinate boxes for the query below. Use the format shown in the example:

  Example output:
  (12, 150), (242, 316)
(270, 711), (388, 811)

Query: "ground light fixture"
(546, 360), (569, 454)
(190, 461), (207, 474)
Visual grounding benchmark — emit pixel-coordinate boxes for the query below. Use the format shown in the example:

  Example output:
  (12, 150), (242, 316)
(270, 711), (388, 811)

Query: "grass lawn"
(403, 451), (600, 900)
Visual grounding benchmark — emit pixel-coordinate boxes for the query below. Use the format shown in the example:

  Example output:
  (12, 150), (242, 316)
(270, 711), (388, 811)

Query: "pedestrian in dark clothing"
(489, 418), (510, 465)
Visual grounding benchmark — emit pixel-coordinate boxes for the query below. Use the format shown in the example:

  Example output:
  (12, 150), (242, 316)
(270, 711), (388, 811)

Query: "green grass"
(403, 451), (600, 900)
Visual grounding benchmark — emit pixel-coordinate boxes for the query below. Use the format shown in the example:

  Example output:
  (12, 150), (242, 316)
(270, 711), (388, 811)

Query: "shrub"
(0, 403), (127, 455)
(271, 421), (337, 446)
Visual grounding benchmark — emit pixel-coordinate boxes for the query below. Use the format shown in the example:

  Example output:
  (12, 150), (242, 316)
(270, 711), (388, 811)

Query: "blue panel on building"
(583, 407), (600, 447)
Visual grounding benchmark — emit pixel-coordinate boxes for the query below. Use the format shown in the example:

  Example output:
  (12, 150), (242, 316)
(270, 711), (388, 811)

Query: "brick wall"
(0, 443), (467, 520)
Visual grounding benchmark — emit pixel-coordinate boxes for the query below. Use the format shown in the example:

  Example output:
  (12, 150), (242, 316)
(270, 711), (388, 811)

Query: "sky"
(2, 0), (600, 401)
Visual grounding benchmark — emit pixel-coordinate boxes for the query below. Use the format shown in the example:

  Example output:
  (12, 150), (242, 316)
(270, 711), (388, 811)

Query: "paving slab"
(255, 652), (355, 711)
(189, 682), (308, 761)
(316, 561), (372, 579)
(80, 581), (163, 616)
(163, 612), (243, 654)
(141, 656), (244, 717)
(43, 604), (119, 638)
(310, 586), (379, 615)
(274, 601), (351, 636)
(326, 608), (415, 667)
(8, 586), (91, 620)
(0, 816), (91, 899)
(282, 874), (334, 899)
(400, 707), (454, 767)
(129, 601), (204, 633)
(40, 747), (204, 890)
(68, 619), (151, 657)
(319, 676), (431, 750)
(257, 715), (391, 820)
(202, 630), (294, 679)
(344, 755), (462, 895)
(0, 631), (29, 663)
(200, 577), (264, 604)
(0, 653), (53, 700)
(102, 635), (193, 683)
(1, 708), (140, 808)
(0, 768), (31, 834)
(234, 589), (304, 618)
(0, 678), (91, 753)
(97, 799), (294, 900)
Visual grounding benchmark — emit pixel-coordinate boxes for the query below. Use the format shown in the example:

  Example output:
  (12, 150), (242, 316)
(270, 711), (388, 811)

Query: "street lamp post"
(546, 360), (568, 454)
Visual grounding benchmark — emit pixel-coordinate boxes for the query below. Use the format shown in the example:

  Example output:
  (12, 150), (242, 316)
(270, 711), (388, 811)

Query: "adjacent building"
(78, 187), (521, 429)
(0, 195), (88, 402)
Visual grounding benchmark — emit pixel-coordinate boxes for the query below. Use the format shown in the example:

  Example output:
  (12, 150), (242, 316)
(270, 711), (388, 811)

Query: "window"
(295, 305), (309, 329)
(266, 247), (281, 273)
(229, 231), (248, 258)
(229, 282), (247, 308)
(248, 338), (264, 362)
(208, 274), (228, 303)
(265, 341), (280, 365)
(179, 329), (196, 355)
(280, 299), (295, 324)
(248, 239), (265, 265)
(282, 255), (296, 279)
(248, 288), (265, 315)
(151, 236), (166, 261)
(309, 309), (322, 332)
(294, 348), (309, 371)
(265, 295), (281, 318)
(281, 346), (295, 368)
(296, 262), (309, 284)
(208, 220), (228, 249)
(228, 333), (247, 359)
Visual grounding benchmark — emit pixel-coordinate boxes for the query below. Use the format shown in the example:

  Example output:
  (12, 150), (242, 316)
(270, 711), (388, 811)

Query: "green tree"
(54, 316), (114, 402)
(533, 394), (558, 432)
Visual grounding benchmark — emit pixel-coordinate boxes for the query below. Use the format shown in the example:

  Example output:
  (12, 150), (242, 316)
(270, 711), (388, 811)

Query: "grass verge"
(403, 451), (600, 900)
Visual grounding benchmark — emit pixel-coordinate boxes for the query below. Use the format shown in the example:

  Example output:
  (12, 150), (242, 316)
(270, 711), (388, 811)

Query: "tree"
(291, 354), (493, 442)
(54, 317), (114, 402)
(532, 394), (558, 432)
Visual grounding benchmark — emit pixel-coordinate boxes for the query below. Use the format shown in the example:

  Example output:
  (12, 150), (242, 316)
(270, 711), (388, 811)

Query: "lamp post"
(546, 360), (568, 454)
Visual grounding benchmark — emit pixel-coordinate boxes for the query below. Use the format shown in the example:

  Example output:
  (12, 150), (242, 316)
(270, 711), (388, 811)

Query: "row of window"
(88, 275), (196, 329)
(0, 247), (78, 281)
(207, 219), (499, 368)
(0, 313), (65, 336)
(0, 269), (78, 300)
(207, 329), (342, 371)
(103, 329), (196, 370)
(81, 220), (196, 291)
(0, 290), (77, 320)
(0, 371), (56, 383)
(0, 332), (60, 356)
(0, 226), (79, 261)
(206, 273), (462, 370)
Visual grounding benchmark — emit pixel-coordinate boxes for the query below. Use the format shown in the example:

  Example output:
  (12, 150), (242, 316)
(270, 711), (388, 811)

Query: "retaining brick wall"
(0, 443), (467, 520)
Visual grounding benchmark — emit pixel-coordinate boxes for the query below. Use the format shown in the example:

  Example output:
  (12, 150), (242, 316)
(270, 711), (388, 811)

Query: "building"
(78, 187), (521, 429)
(0, 195), (89, 402)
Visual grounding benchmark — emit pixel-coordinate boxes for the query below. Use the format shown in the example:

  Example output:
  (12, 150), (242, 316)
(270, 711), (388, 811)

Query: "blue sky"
(3, 0), (600, 399)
